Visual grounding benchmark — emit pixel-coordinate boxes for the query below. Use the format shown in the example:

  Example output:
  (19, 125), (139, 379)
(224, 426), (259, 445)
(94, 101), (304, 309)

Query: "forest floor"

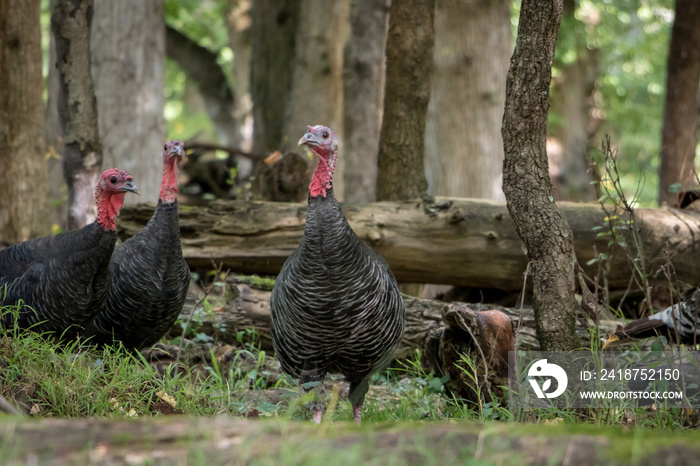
(3, 295), (700, 464)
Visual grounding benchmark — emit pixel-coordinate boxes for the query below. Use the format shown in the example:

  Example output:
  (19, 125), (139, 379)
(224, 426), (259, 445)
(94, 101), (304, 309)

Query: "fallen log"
(177, 279), (622, 355)
(118, 198), (700, 291)
(5, 416), (699, 465)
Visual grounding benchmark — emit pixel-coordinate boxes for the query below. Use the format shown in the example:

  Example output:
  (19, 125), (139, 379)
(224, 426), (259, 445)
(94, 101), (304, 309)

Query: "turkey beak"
(121, 180), (140, 195)
(169, 144), (185, 161)
(298, 131), (319, 148)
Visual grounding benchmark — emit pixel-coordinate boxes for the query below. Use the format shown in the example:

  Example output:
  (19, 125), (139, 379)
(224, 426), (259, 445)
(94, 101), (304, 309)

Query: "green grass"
(0, 299), (698, 432)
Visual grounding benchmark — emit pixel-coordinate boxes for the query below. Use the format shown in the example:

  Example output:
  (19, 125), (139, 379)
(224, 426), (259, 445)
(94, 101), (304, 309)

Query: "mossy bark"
(501, 0), (577, 351)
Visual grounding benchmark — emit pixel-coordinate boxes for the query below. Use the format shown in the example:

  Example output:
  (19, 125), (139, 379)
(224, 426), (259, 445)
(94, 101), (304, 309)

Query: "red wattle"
(96, 191), (126, 231)
(159, 161), (179, 203)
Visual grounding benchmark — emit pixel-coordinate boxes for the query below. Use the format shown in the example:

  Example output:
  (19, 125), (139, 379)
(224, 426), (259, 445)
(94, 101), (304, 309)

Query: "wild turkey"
(0, 169), (138, 335)
(617, 288), (700, 345)
(84, 141), (190, 349)
(270, 125), (405, 424)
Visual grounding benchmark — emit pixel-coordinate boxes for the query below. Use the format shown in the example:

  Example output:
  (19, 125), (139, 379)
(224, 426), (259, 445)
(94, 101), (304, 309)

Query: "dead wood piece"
(118, 198), (700, 291)
(177, 281), (622, 362)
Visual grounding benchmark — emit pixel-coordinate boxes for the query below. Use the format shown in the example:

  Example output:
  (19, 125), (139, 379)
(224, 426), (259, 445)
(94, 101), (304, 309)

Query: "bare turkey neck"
(96, 190), (126, 231)
(309, 148), (337, 198)
(159, 161), (179, 203)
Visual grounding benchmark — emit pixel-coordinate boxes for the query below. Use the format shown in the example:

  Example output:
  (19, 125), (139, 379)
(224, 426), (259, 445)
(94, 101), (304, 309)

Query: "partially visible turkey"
(84, 141), (190, 350)
(270, 125), (405, 424)
(617, 288), (700, 345)
(0, 169), (138, 335)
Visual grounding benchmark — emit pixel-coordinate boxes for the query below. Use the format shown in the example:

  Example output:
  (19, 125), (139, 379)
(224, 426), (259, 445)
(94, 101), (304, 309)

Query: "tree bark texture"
(166, 26), (242, 151)
(250, 0), (299, 155)
(342, 0), (389, 203)
(501, 0), (576, 351)
(45, 12), (67, 230)
(117, 198), (700, 292)
(51, 0), (102, 231)
(548, 0), (598, 202)
(424, 0), (510, 201)
(658, 0), (700, 206)
(225, 0), (254, 175)
(376, 0), (434, 201)
(91, 0), (166, 204)
(0, 0), (49, 242)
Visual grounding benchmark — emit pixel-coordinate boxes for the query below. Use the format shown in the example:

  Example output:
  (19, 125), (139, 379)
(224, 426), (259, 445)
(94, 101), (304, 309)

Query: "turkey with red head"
(0, 169), (138, 335)
(84, 141), (190, 349)
(270, 125), (405, 424)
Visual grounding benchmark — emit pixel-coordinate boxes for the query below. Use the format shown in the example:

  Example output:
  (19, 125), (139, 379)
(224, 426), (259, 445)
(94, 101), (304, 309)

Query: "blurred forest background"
(0, 0), (697, 243)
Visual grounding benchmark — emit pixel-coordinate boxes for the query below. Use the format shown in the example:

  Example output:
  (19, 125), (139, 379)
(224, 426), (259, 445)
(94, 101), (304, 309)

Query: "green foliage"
(546, 0), (676, 205)
(164, 0), (234, 143)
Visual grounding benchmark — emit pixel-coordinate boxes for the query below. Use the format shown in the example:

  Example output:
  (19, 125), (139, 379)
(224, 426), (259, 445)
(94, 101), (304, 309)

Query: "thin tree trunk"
(226, 0), (254, 175)
(91, 0), (165, 204)
(284, 0), (350, 199)
(51, 0), (102, 231)
(658, 0), (700, 206)
(501, 0), (577, 351)
(0, 0), (49, 242)
(342, 0), (389, 203)
(376, 0), (434, 201)
(424, 0), (510, 201)
(250, 0), (300, 155)
(45, 10), (67, 231)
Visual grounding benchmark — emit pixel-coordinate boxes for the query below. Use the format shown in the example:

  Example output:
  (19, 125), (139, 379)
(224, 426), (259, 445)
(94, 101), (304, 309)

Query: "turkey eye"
(322, 131), (329, 139)
(164, 144), (167, 151)
(110, 176), (117, 184)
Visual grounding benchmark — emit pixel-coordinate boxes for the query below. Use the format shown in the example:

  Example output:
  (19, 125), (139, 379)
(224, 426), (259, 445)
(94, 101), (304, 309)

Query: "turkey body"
(620, 288), (700, 344)
(0, 223), (117, 334)
(85, 200), (190, 349)
(270, 188), (405, 407)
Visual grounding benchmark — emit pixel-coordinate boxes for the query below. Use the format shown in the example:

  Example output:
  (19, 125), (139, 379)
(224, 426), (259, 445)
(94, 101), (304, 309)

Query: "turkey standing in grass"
(270, 125), (405, 424)
(0, 169), (138, 335)
(84, 141), (190, 349)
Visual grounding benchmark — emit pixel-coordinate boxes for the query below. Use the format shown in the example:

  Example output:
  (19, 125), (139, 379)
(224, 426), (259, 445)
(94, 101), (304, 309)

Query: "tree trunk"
(548, 0), (598, 202)
(165, 26), (241, 151)
(225, 0), (254, 175)
(376, 0), (434, 201)
(424, 0), (510, 201)
(51, 0), (102, 231)
(0, 0), (49, 242)
(91, 0), (166, 204)
(250, 0), (299, 155)
(658, 0), (700, 206)
(284, 0), (350, 200)
(117, 199), (700, 292)
(45, 10), (67, 231)
(342, 0), (389, 203)
(501, 0), (577, 351)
